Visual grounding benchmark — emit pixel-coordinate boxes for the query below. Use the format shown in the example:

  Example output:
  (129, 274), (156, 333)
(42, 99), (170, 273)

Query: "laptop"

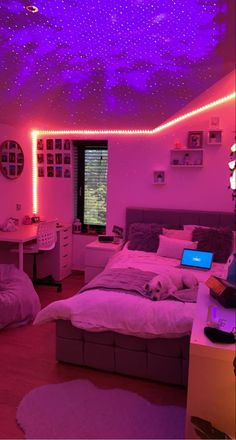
(179, 248), (214, 271)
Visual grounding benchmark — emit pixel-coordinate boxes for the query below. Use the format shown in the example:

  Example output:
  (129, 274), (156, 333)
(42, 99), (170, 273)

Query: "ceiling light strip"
(32, 91), (235, 214)
(152, 92), (236, 133)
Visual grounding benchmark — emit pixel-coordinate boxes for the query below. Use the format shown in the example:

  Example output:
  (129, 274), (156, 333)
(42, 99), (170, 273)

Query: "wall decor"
(187, 131), (203, 149)
(37, 139), (72, 178)
(153, 170), (165, 184)
(0, 140), (24, 179)
(209, 116), (220, 129)
(170, 148), (203, 167)
(208, 130), (222, 145)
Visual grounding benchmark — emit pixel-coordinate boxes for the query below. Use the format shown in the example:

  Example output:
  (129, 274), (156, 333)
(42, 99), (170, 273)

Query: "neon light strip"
(152, 92), (236, 133)
(33, 92), (235, 137)
(32, 91), (235, 214)
(32, 131), (38, 214)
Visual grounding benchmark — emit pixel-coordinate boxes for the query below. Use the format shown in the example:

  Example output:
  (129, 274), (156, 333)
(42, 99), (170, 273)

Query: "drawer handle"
(63, 254), (68, 258)
(63, 244), (68, 247)
(63, 264), (68, 268)
(63, 236), (69, 240)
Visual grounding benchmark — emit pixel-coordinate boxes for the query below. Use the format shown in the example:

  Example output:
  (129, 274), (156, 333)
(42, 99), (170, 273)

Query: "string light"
(32, 91), (236, 214)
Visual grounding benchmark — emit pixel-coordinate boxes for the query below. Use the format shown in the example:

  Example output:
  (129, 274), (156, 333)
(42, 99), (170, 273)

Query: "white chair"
(15, 221), (62, 292)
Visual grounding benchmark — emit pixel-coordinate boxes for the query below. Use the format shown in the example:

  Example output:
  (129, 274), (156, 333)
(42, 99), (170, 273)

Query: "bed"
(34, 208), (235, 386)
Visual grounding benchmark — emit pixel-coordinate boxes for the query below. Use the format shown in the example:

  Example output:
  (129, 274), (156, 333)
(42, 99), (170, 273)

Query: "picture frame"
(209, 116), (220, 129)
(187, 131), (203, 149)
(153, 170), (165, 184)
(38, 166), (44, 177)
(0, 140), (24, 179)
(208, 130), (222, 145)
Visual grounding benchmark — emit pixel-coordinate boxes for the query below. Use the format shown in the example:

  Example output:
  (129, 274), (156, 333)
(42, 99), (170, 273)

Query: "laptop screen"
(180, 248), (214, 270)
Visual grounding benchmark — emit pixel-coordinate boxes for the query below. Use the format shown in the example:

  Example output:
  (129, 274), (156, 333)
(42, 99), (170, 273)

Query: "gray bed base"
(56, 207), (235, 386)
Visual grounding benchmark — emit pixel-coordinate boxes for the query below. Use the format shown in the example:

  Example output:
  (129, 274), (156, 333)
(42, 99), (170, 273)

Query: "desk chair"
(16, 221), (62, 292)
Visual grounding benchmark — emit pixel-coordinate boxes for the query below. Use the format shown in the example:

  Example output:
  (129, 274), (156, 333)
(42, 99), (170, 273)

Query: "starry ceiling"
(0, 0), (235, 129)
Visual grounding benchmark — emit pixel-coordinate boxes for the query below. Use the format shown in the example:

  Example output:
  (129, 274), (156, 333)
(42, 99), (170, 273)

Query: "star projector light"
(25, 5), (39, 13)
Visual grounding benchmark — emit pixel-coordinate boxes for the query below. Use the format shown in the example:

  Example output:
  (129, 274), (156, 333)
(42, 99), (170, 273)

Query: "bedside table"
(85, 240), (123, 283)
(185, 283), (235, 439)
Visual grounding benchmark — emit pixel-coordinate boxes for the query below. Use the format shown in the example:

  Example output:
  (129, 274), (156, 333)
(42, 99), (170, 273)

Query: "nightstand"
(85, 240), (123, 283)
(185, 283), (235, 439)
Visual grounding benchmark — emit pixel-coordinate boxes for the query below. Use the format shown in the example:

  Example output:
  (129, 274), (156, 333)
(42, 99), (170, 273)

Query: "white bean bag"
(0, 264), (41, 330)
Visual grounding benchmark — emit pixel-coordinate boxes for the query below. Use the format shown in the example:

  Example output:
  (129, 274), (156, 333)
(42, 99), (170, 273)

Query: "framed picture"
(0, 140), (24, 179)
(55, 166), (63, 177)
(47, 166), (54, 177)
(55, 139), (62, 150)
(37, 139), (44, 150)
(46, 139), (53, 150)
(153, 170), (165, 184)
(38, 166), (44, 177)
(37, 153), (44, 164)
(56, 153), (62, 164)
(209, 116), (220, 129)
(187, 131), (203, 149)
(64, 168), (71, 178)
(64, 139), (71, 150)
(208, 130), (222, 145)
(47, 153), (54, 164)
(64, 153), (71, 165)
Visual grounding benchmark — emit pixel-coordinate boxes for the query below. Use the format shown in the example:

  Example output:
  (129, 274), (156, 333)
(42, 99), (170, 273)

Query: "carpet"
(16, 379), (186, 439)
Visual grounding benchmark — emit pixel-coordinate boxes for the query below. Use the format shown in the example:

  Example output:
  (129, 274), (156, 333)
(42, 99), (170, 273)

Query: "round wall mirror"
(0, 140), (24, 179)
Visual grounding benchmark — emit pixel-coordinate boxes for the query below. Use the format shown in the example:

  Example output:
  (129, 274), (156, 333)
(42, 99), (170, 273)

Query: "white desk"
(0, 225), (37, 271)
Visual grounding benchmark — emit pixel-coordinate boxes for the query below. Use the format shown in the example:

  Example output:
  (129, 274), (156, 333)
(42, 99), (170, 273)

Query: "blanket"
(80, 267), (158, 300)
(80, 267), (198, 303)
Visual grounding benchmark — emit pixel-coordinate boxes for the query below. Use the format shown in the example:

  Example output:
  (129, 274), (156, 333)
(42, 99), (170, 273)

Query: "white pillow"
(162, 227), (192, 241)
(157, 235), (198, 259)
(183, 224), (210, 231)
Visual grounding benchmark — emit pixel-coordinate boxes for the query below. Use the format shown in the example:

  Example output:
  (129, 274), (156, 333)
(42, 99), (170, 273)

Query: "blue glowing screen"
(0, 0), (234, 128)
(181, 249), (214, 269)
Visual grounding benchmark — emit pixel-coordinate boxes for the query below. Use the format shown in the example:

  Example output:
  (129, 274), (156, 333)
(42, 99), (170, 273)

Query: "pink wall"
(0, 71), (235, 232)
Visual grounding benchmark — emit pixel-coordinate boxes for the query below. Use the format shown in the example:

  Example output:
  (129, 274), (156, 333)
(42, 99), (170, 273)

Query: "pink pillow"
(162, 228), (192, 241)
(156, 235), (198, 259)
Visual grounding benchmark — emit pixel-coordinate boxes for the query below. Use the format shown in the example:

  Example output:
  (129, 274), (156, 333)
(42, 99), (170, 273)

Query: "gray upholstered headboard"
(125, 207), (235, 239)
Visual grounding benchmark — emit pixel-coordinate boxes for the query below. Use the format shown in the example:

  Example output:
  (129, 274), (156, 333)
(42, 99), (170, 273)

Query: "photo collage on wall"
(37, 139), (72, 178)
(0, 140), (24, 178)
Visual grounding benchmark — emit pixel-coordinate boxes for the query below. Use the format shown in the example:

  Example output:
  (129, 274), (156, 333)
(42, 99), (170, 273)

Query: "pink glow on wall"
(31, 131), (38, 214)
(32, 91), (235, 215)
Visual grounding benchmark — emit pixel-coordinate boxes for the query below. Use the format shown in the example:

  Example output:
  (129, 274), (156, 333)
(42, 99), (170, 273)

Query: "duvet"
(34, 246), (226, 339)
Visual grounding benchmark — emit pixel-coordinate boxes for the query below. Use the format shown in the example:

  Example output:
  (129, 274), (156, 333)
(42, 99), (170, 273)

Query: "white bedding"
(34, 246), (226, 338)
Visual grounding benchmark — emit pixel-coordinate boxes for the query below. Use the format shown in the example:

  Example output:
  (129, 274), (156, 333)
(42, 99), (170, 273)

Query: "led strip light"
(32, 92), (235, 213)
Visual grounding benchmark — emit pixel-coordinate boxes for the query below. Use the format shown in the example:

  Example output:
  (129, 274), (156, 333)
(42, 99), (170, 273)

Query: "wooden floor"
(0, 272), (187, 439)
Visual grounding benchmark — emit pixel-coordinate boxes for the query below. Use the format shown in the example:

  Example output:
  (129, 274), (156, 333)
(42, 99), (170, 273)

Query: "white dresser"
(85, 240), (123, 283)
(38, 224), (72, 281)
(185, 283), (235, 439)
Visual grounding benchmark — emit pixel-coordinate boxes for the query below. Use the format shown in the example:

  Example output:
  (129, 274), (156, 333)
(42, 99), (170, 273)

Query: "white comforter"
(34, 246), (226, 338)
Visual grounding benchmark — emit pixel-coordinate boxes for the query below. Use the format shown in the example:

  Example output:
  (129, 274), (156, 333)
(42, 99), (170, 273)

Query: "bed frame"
(56, 208), (235, 386)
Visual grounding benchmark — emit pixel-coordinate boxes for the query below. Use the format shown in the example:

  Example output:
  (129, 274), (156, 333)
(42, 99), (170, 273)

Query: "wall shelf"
(170, 148), (203, 167)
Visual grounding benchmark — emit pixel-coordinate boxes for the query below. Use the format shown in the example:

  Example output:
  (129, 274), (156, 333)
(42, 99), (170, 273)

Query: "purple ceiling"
(0, 0), (235, 129)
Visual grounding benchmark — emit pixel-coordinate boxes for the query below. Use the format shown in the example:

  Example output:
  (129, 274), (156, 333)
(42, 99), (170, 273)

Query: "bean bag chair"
(0, 264), (41, 330)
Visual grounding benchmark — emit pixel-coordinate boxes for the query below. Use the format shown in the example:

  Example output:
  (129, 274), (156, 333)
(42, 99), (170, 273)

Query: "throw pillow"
(192, 227), (233, 263)
(162, 227), (192, 241)
(128, 223), (164, 252)
(156, 235), (198, 259)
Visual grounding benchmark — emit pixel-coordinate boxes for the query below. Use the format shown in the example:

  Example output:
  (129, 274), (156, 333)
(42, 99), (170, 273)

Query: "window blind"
(84, 149), (108, 226)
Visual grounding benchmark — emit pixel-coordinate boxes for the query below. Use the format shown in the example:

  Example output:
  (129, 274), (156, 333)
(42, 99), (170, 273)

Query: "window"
(74, 140), (108, 233)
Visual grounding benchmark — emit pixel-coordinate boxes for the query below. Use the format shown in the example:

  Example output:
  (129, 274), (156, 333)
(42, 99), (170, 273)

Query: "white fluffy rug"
(16, 379), (186, 439)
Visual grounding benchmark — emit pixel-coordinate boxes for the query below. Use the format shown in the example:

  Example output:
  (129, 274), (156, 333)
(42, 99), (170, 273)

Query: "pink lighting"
(31, 92), (236, 214)
(32, 131), (38, 214)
